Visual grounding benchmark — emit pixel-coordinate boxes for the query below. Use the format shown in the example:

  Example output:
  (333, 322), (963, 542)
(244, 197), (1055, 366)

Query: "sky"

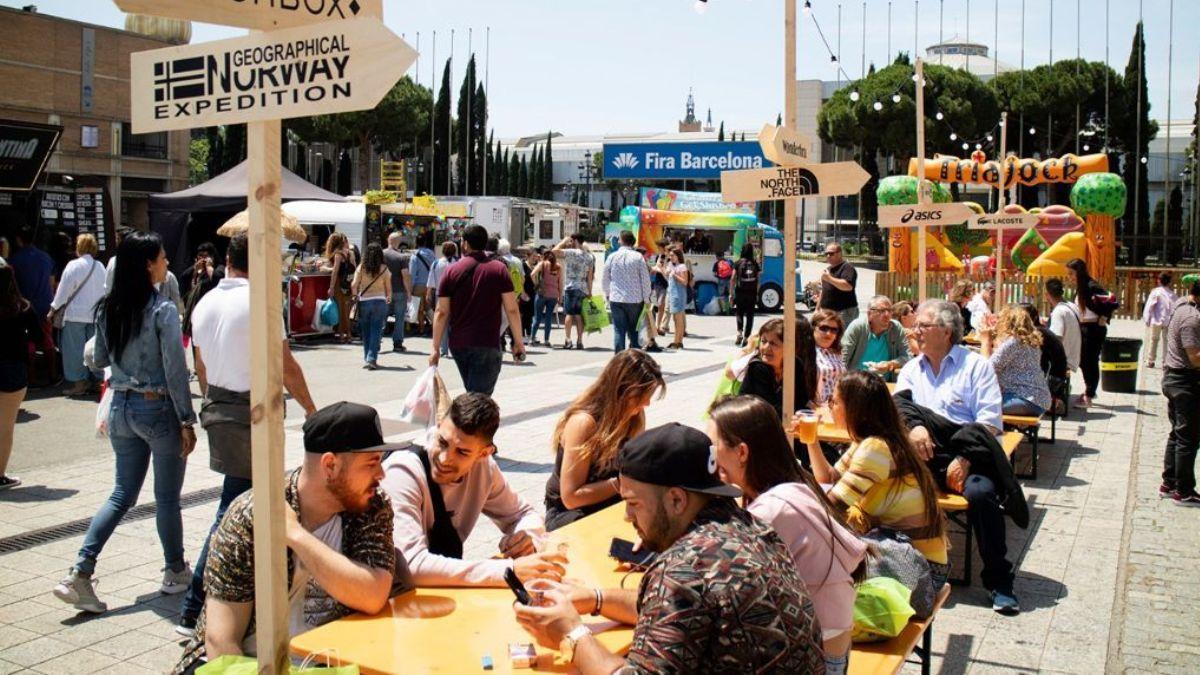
(5, 0), (1198, 140)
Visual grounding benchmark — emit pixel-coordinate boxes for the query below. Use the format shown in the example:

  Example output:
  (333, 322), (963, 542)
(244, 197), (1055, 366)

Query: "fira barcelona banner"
(602, 141), (771, 180)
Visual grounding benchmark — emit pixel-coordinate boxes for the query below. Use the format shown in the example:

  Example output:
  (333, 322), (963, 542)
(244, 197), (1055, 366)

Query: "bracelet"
(591, 588), (603, 616)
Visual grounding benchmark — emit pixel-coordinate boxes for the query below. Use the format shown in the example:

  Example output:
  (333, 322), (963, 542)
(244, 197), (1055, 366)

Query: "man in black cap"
(513, 423), (825, 674)
(172, 402), (397, 675)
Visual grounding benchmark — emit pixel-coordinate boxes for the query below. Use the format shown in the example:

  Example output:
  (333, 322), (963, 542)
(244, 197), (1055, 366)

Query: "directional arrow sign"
(114, 0), (382, 31)
(968, 211), (1041, 231)
(876, 202), (980, 229)
(130, 17), (415, 133)
(758, 124), (814, 166)
(721, 162), (869, 202)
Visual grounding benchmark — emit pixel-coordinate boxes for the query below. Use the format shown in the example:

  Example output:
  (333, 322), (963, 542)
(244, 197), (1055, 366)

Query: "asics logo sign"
(900, 208), (943, 224)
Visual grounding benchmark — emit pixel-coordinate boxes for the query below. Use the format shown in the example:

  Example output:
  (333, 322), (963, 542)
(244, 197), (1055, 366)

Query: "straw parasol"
(217, 210), (308, 243)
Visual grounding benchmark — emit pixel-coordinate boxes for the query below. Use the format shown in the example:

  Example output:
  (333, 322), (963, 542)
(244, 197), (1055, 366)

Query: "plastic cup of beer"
(795, 409), (819, 445)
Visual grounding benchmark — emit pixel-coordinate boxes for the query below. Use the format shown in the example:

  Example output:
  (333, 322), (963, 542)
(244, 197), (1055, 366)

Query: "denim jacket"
(93, 293), (197, 426)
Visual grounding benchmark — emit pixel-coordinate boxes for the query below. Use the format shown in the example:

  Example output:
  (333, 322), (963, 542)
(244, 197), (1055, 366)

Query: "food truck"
(608, 206), (802, 311)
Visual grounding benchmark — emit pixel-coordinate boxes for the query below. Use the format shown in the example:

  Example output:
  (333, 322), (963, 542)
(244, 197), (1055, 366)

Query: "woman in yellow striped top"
(802, 370), (949, 584)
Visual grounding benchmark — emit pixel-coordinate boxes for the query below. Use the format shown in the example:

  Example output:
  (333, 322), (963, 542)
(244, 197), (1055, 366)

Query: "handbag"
(349, 271), (384, 323)
(50, 260), (98, 329)
(861, 529), (936, 620)
(851, 576), (916, 642)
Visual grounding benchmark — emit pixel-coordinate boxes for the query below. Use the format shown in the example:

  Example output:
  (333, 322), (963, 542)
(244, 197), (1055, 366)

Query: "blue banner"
(602, 141), (771, 180)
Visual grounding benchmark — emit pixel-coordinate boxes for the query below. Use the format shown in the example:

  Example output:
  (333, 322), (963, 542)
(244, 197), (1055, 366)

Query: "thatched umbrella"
(217, 210), (308, 243)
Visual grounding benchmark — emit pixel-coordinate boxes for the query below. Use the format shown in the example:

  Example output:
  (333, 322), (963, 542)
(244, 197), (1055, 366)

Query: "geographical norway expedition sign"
(114, 0), (382, 31)
(602, 141), (770, 180)
(130, 17), (415, 133)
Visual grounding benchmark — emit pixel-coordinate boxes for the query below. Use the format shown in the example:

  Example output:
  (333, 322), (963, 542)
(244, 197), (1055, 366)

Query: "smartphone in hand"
(504, 567), (531, 605)
(609, 538), (656, 567)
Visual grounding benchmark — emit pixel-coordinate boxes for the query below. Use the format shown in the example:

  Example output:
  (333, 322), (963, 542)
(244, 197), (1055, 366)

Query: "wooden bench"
(937, 431), (1021, 587)
(849, 584), (953, 675)
(1003, 414), (1042, 479)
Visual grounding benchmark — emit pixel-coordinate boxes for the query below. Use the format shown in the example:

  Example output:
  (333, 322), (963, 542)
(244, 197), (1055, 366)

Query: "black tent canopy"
(150, 160), (345, 274)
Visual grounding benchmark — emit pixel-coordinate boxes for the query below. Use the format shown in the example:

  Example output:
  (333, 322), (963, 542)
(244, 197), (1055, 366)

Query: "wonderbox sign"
(130, 17), (414, 133)
(603, 141), (771, 180)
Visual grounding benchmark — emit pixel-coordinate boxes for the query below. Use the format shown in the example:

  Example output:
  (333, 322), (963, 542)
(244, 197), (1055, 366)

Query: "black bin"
(1100, 337), (1142, 394)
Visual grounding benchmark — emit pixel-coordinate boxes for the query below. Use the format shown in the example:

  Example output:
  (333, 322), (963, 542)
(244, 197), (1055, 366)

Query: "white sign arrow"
(114, 0), (382, 31)
(758, 124), (814, 166)
(968, 212), (1041, 231)
(876, 202), (980, 229)
(130, 18), (415, 134)
(720, 162), (869, 203)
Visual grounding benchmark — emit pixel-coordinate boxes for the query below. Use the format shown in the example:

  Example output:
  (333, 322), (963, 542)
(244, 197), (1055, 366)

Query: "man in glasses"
(841, 294), (911, 381)
(818, 242), (859, 326)
(894, 300), (1027, 616)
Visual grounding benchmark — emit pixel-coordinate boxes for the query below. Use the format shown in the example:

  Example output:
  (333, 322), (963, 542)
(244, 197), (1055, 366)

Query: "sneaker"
(0, 475), (20, 490)
(366, 361), (379, 371)
(1172, 491), (1200, 507)
(392, 344), (406, 353)
(53, 569), (107, 614)
(561, 341), (573, 350)
(575, 340), (584, 350)
(1159, 483), (1177, 499)
(645, 343), (663, 353)
(175, 614), (198, 634)
(161, 563), (193, 595)
(175, 615), (198, 638)
(990, 589), (1020, 615)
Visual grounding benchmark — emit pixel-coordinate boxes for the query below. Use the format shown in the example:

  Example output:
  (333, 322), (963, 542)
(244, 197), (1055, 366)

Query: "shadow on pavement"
(0, 484), (79, 503)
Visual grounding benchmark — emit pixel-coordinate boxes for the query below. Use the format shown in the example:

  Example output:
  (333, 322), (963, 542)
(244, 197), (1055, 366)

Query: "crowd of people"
(3, 215), (1199, 674)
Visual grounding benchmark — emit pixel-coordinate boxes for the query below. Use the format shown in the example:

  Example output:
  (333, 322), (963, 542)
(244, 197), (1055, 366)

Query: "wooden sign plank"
(758, 124), (814, 166)
(130, 17), (415, 133)
(968, 211), (1040, 231)
(876, 202), (980, 229)
(720, 162), (868, 202)
(114, 0), (382, 31)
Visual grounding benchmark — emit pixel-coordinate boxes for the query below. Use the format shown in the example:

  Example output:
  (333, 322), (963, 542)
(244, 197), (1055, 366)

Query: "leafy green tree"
(188, 137), (209, 185)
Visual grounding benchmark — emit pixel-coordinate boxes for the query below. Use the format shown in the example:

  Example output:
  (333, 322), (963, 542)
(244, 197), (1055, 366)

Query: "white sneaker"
(52, 569), (107, 614)
(161, 563), (193, 595)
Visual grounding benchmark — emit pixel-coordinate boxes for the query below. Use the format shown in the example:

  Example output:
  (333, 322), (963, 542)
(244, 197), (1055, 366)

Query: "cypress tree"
(507, 150), (519, 196)
(471, 83), (488, 195)
(1121, 21), (1156, 261)
(717, 121), (725, 142)
(517, 154), (529, 197)
(542, 133), (554, 200)
(433, 59), (452, 195)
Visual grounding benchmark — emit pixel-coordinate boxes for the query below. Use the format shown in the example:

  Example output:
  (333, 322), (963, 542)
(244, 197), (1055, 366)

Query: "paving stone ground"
(0, 306), (1192, 674)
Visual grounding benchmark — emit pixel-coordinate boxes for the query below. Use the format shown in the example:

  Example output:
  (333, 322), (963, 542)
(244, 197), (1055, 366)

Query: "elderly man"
(895, 300), (1027, 615)
(841, 295), (911, 380)
(818, 242), (859, 326)
(512, 423), (825, 673)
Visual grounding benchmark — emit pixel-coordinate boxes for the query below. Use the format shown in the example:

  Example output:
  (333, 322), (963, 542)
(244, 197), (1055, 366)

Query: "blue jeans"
(180, 474), (252, 620)
(453, 347), (503, 395)
(532, 296), (558, 343)
(610, 301), (643, 352)
(76, 392), (187, 575)
(358, 299), (389, 364)
(1001, 392), (1045, 417)
(60, 320), (100, 384)
(390, 291), (407, 347)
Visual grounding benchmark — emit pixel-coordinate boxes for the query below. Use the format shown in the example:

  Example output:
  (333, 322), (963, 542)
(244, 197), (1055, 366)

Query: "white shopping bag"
(399, 366), (450, 444)
(312, 299), (334, 333)
(405, 295), (423, 324)
(702, 296), (722, 316)
(95, 380), (113, 439)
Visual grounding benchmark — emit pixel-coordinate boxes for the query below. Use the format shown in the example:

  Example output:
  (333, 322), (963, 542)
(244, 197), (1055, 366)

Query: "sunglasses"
(816, 325), (840, 334)
(824, 251), (838, 257)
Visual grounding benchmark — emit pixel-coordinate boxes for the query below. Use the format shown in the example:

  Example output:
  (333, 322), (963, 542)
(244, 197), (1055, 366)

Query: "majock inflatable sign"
(130, 17), (414, 133)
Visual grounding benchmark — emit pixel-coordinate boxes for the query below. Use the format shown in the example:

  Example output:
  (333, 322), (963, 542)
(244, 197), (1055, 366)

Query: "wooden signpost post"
(124, 3), (412, 671)
(721, 121), (868, 432)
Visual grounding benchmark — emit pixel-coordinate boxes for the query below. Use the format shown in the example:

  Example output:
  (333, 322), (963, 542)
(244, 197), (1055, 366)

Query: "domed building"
(923, 35), (1016, 80)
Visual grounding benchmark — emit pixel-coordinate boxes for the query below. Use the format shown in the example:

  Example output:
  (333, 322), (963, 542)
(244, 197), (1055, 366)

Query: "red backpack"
(715, 258), (734, 279)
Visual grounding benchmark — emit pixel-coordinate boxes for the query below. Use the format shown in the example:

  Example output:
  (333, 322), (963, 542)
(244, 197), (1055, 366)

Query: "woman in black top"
(0, 265), (40, 489)
(732, 242), (761, 346)
(321, 232), (357, 343)
(739, 316), (819, 419)
(1066, 258), (1109, 405)
(544, 350), (665, 530)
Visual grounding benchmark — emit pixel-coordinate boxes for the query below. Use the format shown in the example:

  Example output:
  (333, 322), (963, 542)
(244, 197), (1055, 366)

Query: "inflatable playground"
(881, 151), (1128, 285)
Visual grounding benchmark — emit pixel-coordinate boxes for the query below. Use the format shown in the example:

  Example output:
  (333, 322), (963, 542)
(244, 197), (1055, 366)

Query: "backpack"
(715, 258), (734, 279)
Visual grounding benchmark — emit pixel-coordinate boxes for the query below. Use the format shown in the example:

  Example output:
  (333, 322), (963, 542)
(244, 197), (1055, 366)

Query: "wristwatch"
(559, 624), (591, 664)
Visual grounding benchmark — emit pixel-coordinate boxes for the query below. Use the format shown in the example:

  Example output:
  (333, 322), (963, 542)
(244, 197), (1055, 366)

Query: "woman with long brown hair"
(739, 316), (819, 418)
(529, 249), (561, 345)
(543, 350), (665, 530)
(321, 232), (356, 343)
(708, 395), (866, 673)
(803, 370), (949, 586)
(352, 242), (392, 370)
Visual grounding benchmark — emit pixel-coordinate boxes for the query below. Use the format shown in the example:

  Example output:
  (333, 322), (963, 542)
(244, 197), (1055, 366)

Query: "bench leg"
(947, 511), (973, 587)
(921, 620), (933, 675)
(1047, 413), (1057, 445)
(1017, 427), (1039, 480)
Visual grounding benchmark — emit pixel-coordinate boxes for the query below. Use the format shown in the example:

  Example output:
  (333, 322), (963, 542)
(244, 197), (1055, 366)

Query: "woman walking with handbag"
(321, 232), (356, 343)
(48, 234), (106, 396)
(53, 231), (197, 614)
(353, 242), (392, 370)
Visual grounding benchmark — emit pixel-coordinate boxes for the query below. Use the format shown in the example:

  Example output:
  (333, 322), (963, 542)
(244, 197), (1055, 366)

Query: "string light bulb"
(892, 93), (902, 103)
(962, 142), (970, 150)
(1083, 144), (1090, 151)
(949, 133), (957, 141)
(975, 143), (983, 150)
(1029, 128), (1036, 135)
(986, 134), (994, 142)
(1141, 156), (1148, 164)
(803, 0), (812, 15)
(850, 90), (860, 101)
(935, 111), (944, 121)
(873, 101), (883, 111)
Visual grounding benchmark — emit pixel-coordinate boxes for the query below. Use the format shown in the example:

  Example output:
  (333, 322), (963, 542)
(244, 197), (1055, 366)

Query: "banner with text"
(638, 187), (754, 213)
(603, 141), (770, 180)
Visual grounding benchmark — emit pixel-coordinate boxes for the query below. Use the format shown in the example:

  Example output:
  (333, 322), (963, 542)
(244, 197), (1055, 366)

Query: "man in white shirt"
(1044, 279), (1081, 372)
(175, 233), (317, 636)
(967, 281), (996, 332)
(381, 392), (566, 587)
(601, 230), (652, 353)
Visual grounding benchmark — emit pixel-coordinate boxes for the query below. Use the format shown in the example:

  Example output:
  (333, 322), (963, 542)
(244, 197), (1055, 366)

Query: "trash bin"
(1100, 337), (1142, 394)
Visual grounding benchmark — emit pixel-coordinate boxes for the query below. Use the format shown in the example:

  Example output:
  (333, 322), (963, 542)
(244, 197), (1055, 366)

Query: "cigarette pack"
(508, 642), (538, 669)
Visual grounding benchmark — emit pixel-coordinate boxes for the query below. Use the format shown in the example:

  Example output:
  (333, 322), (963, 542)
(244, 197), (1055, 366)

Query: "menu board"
(39, 186), (110, 251)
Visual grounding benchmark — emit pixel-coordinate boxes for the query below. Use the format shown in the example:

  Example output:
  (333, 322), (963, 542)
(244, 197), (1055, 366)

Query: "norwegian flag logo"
(154, 57), (206, 103)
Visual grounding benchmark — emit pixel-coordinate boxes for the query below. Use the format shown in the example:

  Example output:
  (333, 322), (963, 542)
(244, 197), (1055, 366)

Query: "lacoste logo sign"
(612, 152), (639, 170)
